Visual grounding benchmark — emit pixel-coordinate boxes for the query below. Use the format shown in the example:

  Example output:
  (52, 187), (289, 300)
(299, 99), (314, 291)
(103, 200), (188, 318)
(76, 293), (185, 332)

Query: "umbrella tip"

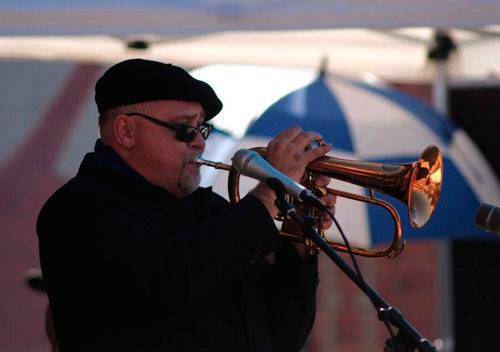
(317, 56), (329, 79)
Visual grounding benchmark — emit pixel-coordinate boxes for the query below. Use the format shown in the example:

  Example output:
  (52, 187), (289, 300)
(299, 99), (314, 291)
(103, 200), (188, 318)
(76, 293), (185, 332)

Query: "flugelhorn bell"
(310, 145), (443, 229)
(195, 145), (443, 258)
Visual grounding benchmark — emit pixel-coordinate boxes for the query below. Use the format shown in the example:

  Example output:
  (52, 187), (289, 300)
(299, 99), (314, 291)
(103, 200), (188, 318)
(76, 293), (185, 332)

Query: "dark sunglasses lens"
(201, 125), (213, 139)
(175, 129), (190, 142)
(184, 128), (199, 142)
(176, 125), (212, 143)
(200, 127), (209, 139)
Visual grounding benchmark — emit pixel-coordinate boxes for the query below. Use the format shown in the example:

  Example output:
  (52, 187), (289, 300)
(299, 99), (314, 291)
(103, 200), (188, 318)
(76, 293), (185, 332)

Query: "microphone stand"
(265, 178), (436, 352)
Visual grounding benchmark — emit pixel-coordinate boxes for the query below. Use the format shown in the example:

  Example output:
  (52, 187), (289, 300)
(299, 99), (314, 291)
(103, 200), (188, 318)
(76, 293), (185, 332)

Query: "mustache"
(183, 153), (203, 165)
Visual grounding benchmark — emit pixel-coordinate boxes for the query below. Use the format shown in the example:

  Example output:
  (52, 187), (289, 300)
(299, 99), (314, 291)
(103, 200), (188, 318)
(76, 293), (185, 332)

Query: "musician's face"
(132, 100), (206, 198)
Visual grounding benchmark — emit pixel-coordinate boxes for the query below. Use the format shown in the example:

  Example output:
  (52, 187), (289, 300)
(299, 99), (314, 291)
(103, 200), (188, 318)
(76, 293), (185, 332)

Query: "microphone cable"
(312, 199), (366, 285)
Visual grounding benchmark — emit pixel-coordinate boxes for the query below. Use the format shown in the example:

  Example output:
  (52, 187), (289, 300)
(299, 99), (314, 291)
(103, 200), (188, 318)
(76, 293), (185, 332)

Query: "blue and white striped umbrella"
(198, 66), (500, 248)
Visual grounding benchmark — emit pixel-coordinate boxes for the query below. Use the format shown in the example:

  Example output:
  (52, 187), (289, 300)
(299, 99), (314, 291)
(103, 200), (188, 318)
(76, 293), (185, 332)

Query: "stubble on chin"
(176, 159), (201, 197)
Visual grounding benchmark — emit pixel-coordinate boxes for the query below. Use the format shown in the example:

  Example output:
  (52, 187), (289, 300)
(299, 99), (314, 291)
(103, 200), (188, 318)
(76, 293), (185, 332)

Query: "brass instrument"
(195, 145), (443, 258)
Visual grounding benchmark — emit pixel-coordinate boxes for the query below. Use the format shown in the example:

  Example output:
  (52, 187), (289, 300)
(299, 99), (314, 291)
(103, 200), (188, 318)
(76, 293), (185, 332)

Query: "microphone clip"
(266, 178), (296, 219)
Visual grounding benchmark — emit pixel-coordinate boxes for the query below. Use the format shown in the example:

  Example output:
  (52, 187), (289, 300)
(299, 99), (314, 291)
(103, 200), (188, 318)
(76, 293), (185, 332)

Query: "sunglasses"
(126, 112), (213, 143)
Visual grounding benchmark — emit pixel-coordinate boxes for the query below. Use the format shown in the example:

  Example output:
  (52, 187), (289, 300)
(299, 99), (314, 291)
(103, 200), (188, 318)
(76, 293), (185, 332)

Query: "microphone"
(475, 203), (500, 235)
(231, 149), (319, 203)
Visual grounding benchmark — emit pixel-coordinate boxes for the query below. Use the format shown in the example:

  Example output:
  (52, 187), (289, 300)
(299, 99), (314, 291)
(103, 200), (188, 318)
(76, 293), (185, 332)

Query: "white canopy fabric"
(1, 0), (500, 35)
(2, 1), (500, 84)
(1, 27), (500, 83)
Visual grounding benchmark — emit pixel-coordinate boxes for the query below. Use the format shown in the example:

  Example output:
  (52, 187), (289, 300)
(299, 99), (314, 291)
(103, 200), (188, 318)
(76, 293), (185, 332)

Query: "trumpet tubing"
(195, 145), (443, 258)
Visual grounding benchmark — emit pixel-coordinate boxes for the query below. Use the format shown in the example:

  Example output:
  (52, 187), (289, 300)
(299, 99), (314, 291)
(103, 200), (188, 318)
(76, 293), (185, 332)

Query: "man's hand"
(281, 174), (337, 260)
(250, 126), (332, 219)
(311, 175), (337, 231)
(266, 126), (332, 183)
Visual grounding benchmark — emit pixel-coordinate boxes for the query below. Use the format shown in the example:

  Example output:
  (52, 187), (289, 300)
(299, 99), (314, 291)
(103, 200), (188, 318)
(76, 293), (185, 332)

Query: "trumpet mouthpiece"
(194, 158), (232, 171)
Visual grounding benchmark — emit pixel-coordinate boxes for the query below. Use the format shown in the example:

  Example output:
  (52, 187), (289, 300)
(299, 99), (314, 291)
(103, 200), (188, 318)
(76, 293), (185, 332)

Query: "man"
(37, 59), (335, 351)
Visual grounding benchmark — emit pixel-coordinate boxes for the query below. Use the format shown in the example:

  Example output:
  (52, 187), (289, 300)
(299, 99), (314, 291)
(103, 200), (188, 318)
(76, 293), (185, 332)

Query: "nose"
(187, 130), (205, 151)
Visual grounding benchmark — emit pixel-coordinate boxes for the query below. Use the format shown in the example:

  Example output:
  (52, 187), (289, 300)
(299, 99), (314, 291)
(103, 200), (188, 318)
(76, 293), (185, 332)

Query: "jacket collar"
(94, 139), (146, 183)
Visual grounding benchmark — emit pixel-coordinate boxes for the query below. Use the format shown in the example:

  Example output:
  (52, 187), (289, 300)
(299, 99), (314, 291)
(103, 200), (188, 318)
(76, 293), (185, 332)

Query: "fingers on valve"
(268, 126), (303, 149)
(320, 194), (337, 226)
(293, 131), (323, 149)
(321, 216), (334, 230)
(321, 193), (337, 209)
(307, 142), (332, 160)
(293, 131), (332, 159)
(313, 175), (331, 188)
(268, 127), (332, 162)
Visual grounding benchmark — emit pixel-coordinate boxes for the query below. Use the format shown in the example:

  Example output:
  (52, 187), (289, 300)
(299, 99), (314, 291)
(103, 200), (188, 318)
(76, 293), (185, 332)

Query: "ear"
(113, 114), (136, 148)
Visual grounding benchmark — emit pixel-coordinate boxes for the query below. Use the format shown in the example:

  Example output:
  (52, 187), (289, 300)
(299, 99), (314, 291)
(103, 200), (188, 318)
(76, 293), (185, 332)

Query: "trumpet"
(195, 145), (443, 258)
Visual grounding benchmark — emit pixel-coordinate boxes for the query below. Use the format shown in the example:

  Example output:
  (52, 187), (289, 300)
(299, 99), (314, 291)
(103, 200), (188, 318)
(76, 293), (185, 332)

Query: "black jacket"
(37, 141), (318, 352)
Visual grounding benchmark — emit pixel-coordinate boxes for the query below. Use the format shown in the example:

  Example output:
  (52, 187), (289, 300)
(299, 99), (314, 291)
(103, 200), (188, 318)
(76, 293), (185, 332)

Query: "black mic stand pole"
(265, 178), (436, 352)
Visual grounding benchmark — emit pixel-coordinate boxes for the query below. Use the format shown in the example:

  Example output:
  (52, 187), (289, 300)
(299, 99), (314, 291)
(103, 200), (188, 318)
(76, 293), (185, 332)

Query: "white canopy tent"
(1, 0), (500, 85)
(1, 27), (500, 82)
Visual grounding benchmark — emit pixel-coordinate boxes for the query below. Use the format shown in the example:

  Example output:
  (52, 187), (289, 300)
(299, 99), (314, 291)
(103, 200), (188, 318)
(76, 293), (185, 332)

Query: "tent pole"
(432, 56), (455, 352)
(432, 61), (449, 114)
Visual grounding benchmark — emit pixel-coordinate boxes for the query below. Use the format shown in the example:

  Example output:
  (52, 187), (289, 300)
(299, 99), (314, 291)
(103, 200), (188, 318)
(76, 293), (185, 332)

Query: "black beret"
(95, 59), (222, 120)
